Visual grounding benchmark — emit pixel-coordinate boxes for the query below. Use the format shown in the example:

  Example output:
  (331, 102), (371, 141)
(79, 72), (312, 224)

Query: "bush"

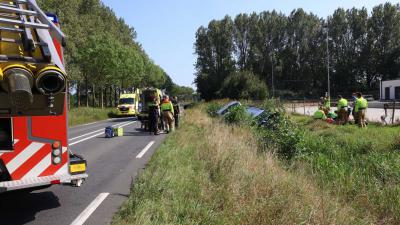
(219, 71), (268, 100)
(223, 105), (252, 125)
(255, 110), (305, 160)
(251, 100), (305, 160)
(206, 102), (222, 117)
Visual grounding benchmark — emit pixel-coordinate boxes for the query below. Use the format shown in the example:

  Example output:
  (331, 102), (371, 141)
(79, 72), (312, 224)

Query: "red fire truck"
(0, 0), (87, 192)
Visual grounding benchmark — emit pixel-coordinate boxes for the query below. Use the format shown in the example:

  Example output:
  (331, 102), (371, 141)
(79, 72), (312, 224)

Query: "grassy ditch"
(290, 115), (400, 223)
(211, 100), (400, 223)
(113, 105), (366, 225)
(68, 107), (117, 126)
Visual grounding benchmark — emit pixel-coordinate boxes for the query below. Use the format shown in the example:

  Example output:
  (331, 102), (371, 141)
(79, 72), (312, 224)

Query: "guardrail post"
(392, 100), (396, 124)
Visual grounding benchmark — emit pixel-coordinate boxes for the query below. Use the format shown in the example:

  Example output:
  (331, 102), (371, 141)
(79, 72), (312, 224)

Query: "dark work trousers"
(173, 103), (180, 128)
(149, 106), (159, 134)
(174, 114), (179, 128)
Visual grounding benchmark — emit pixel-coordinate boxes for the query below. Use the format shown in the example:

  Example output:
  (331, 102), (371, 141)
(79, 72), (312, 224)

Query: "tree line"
(194, 3), (400, 100)
(38, 0), (193, 107)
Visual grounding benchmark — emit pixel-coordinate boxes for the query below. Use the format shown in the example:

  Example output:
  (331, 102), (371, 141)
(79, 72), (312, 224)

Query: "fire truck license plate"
(70, 163), (86, 173)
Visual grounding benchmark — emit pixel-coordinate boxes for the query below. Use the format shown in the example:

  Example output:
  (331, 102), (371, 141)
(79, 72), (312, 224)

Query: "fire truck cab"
(0, 0), (87, 193)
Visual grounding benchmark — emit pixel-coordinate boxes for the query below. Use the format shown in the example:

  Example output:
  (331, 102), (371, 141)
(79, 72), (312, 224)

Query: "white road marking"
(70, 192), (110, 225)
(69, 129), (104, 141)
(69, 133), (104, 146)
(69, 121), (133, 141)
(69, 121), (136, 146)
(136, 141), (155, 158)
(69, 121), (101, 128)
(72, 121), (98, 128)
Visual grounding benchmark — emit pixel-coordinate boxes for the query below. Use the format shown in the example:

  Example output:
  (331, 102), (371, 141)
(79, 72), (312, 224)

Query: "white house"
(381, 79), (400, 100)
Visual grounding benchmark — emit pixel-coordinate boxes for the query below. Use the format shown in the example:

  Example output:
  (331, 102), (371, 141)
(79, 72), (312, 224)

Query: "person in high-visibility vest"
(355, 92), (368, 128)
(324, 97), (331, 109)
(314, 107), (327, 120)
(160, 95), (175, 133)
(320, 96), (330, 115)
(337, 95), (348, 125)
(351, 92), (360, 124)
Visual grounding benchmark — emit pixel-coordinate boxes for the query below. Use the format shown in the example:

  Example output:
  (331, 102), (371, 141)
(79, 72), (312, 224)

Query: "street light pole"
(271, 52), (275, 98)
(326, 17), (330, 98)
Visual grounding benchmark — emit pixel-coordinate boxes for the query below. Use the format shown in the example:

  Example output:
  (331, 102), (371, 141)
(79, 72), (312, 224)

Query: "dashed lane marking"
(69, 121), (136, 146)
(70, 192), (110, 225)
(136, 141), (155, 158)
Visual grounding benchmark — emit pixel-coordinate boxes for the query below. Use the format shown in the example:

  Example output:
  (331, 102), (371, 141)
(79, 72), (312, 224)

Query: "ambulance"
(117, 89), (140, 117)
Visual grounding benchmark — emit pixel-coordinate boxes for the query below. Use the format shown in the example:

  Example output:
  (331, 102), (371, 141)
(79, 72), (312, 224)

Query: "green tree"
(37, 0), (180, 107)
(194, 3), (400, 100)
(219, 71), (268, 100)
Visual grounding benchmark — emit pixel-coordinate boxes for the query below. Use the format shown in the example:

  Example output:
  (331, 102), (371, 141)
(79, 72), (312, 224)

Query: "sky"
(101, 0), (398, 88)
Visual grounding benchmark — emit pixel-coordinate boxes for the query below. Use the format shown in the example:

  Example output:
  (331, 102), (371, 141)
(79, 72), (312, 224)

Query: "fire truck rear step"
(0, 173), (88, 192)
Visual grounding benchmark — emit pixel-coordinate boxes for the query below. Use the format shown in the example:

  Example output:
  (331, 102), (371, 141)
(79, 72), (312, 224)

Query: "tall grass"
(68, 107), (117, 126)
(113, 105), (369, 225)
(290, 115), (400, 223)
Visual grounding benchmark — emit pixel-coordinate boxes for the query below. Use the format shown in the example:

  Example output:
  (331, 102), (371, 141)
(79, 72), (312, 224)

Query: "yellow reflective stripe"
(2, 64), (34, 80)
(36, 66), (65, 76)
(3, 64), (31, 72)
(36, 66), (66, 81)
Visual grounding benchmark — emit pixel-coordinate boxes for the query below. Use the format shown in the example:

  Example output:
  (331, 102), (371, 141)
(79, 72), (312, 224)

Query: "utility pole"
(326, 17), (330, 98)
(271, 52), (275, 98)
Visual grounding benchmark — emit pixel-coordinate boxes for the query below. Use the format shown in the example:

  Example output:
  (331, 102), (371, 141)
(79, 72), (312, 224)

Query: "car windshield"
(119, 98), (134, 105)
(246, 107), (265, 118)
(217, 101), (241, 115)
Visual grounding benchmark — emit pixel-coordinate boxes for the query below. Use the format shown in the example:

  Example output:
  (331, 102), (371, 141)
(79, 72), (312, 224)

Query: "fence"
(382, 101), (399, 125)
(285, 99), (400, 125)
(284, 99), (320, 115)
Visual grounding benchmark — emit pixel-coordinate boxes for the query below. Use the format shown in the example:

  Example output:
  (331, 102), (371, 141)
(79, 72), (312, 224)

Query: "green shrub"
(206, 102), (222, 117)
(218, 71), (268, 100)
(223, 105), (252, 125)
(252, 101), (305, 160)
(260, 98), (284, 112)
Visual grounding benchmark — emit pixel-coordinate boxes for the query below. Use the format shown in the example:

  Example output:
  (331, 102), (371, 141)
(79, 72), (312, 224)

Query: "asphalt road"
(0, 117), (166, 225)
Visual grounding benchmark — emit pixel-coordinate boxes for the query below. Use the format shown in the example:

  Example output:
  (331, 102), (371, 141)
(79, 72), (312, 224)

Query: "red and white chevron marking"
(0, 141), (68, 181)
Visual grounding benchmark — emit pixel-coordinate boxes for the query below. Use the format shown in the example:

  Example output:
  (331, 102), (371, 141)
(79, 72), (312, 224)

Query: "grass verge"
(68, 107), (117, 127)
(290, 114), (400, 223)
(113, 105), (368, 225)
